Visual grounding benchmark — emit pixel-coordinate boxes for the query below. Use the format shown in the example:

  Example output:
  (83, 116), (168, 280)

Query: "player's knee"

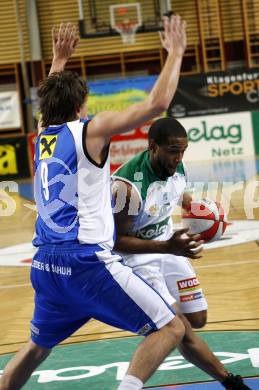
(164, 315), (185, 344)
(185, 310), (207, 329)
(28, 340), (51, 361)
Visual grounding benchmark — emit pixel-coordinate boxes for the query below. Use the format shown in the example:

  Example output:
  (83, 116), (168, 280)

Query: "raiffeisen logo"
(187, 121), (242, 144)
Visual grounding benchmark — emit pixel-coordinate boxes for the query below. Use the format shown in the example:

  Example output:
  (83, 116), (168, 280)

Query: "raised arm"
(88, 15), (186, 140)
(49, 23), (79, 75)
(38, 23), (79, 133)
(113, 180), (204, 259)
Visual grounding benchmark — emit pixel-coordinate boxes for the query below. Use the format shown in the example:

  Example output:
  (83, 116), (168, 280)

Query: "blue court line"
(145, 377), (259, 389)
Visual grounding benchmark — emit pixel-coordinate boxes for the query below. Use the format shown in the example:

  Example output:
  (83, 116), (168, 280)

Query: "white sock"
(117, 374), (143, 390)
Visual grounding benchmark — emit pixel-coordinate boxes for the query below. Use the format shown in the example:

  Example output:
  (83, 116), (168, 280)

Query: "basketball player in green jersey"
(112, 117), (251, 390)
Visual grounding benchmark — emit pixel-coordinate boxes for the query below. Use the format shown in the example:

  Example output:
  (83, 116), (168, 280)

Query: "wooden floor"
(0, 170), (259, 355)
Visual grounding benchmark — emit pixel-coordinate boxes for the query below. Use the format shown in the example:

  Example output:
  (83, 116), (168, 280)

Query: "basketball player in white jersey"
(112, 117), (251, 390)
(0, 18), (208, 390)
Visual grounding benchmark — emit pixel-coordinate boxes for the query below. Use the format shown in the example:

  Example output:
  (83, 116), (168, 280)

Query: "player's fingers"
(68, 26), (76, 48)
(71, 36), (79, 49)
(172, 14), (180, 33)
(57, 23), (65, 44)
(188, 240), (204, 249)
(189, 246), (203, 255)
(64, 22), (72, 42)
(159, 31), (165, 45)
(159, 31), (165, 43)
(68, 25), (74, 42)
(70, 25), (76, 40)
(163, 16), (170, 35)
(174, 228), (189, 237)
(187, 233), (202, 241)
(188, 254), (203, 260)
(186, 253), (202, 260)
(185, 236), (198, 244)
(169, 14), (175, 33)
(181, 19), (187, 43)
(181, 19), (187, 31)
(52, 27), (57, 43)
(58, 23), (65, 37)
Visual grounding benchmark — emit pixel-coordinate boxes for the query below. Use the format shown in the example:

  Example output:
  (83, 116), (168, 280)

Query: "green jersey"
(113, 150), (187, 241)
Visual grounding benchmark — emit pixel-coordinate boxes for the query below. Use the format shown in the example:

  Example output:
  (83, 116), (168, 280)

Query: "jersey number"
(41, 162), (49, 201)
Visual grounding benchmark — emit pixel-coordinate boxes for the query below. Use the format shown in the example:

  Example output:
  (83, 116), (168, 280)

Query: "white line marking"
(195, 260), (259, 269)
(0, 283), (31, 289)
(248, 348), (259, 367)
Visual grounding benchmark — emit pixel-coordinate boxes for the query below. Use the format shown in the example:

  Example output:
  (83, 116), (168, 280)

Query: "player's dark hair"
(38, 71), (88, 127)
(148, 117), (187, 145)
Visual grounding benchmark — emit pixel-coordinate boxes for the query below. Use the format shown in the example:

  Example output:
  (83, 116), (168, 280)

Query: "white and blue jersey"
(30, 118), (175, 349)
(33, 119), (115, 250)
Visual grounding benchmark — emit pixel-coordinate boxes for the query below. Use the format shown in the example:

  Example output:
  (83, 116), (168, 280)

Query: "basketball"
(182, 198), (228, 242)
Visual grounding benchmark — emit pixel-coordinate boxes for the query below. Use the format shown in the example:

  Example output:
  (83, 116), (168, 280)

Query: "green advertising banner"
(179, 111), (256, 162)
(251, 111), (259, 156)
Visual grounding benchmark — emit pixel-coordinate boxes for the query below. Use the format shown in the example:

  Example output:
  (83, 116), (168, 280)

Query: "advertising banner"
(179, 111), (255, 162)
(87, 76), (162, 172)
(0, 136), (30, 179)
(110, 111), (256, 170)
(251, 111), (259, 156)
(168, 68), (259, 118)
(0, 91), (21, 129)
(87, 76), (157, 116)
(110, 123), (150, 172)
(27, 132), (37, 174)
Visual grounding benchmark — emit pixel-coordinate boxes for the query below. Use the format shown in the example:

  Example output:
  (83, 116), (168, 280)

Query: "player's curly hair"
(38, 71), (88, 127)
(148, 117), (187, 145)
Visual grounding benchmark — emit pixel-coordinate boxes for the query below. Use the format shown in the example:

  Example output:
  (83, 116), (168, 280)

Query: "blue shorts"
(30, 243), (175, 349)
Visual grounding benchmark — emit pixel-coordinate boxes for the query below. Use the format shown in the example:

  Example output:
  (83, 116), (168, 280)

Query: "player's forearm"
(88, 55), (183, 138)
(114, 235), (168, 254)
(147, 52), (183, 113)
(49, 58), (67, 75)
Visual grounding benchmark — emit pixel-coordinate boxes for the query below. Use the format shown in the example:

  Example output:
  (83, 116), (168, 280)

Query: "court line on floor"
(0, 283), (30, 289)
(1, 326), (258, 352)
(195, 260), (259, 269)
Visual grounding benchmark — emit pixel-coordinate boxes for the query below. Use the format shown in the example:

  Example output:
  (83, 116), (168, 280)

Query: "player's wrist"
(52, 57), (67, 65)
(172, 50), (184, 59)
(49, 58), (67, 74)
(157, 240), (169, 254)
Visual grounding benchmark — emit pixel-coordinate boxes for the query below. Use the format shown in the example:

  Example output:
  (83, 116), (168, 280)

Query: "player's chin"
(166, 167), (177, 177)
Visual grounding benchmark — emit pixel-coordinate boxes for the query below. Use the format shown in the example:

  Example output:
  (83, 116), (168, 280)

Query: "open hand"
(164, 228), (204, 259)
(52, 23), (79, 62)
(159, 14), (187, 56)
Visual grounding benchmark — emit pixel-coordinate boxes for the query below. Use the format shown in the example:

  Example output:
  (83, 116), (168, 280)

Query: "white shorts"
(123, 253), (208, 314)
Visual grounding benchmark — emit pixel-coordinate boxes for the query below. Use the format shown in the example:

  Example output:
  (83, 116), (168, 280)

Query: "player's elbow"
(113, 236), (124, 252)
(187, 311), (207, 329)
(147, 96), (169, 115)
